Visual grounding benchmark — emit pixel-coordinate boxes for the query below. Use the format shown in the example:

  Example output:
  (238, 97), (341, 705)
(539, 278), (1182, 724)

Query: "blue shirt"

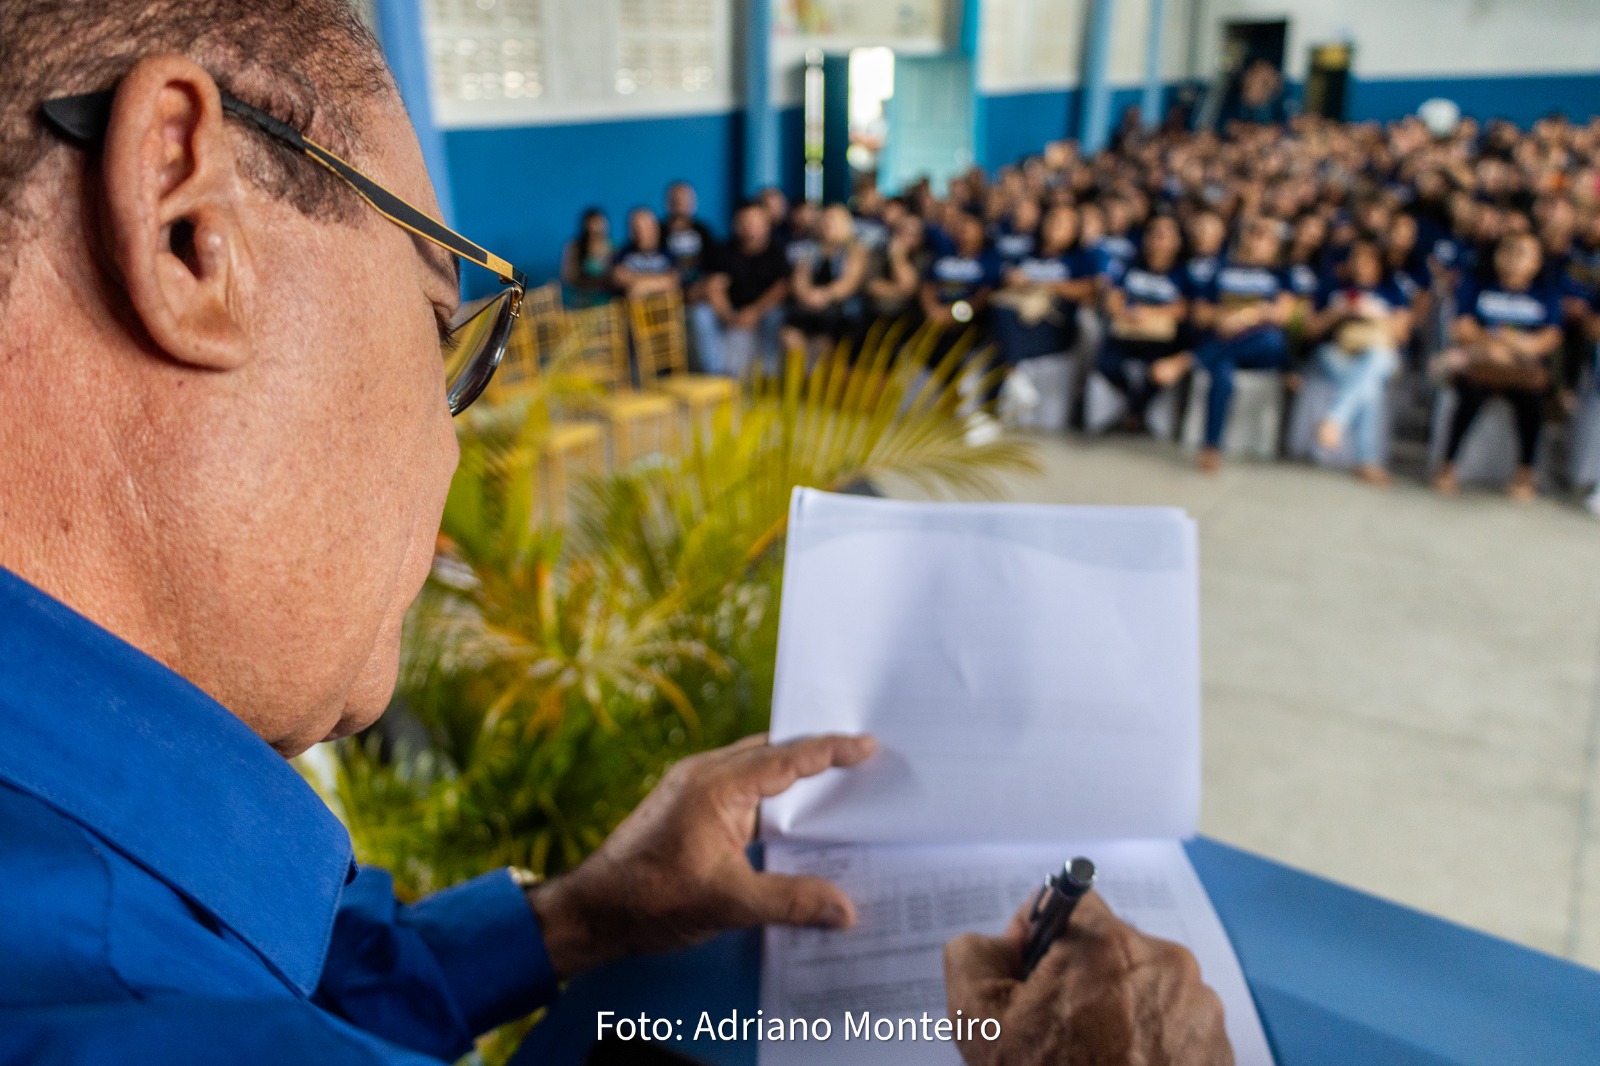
(615, 246), (674, 276)
(1314, 278), (1413, 317)
(1456, 277), (1562, 333)
(1184, 254), (1220, 290)
(1094, 233), (1138, 277)
(1116, 264), (1191, 308)
(1287, 262), (1321, 298)
(1012, 248), (1102, 288)
(992, 227), (1036, 265)
(1201, 262), (1289, 306)
(0, 568), (558, 1064)
(927, 251), (1001, 305)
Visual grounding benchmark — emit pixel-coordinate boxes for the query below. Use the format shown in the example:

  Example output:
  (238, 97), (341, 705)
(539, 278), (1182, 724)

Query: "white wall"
(977, 0), (1196, 95)
(1193, 0), (1600, 83)
(769, 0), (956, 108)
(425, 0), (735, 129)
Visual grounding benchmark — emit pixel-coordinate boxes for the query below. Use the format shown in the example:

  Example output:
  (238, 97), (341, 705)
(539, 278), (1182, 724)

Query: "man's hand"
(527, 733), (876, 979)
(943, 892), (1232, 1066)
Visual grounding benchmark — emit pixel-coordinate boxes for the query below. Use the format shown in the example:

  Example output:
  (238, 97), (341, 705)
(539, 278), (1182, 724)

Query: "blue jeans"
(1316, 343), (1397, 466)
(689, 303), (783, 378)
(1195, 327), (1288, 448)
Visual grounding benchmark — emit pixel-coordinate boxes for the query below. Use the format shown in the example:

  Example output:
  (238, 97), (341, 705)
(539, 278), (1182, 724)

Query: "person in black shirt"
(691, 202), (791, 379)
(784, 204), (869, 362)
(662, 181), (717, 301)
(864, 213), (931, 325)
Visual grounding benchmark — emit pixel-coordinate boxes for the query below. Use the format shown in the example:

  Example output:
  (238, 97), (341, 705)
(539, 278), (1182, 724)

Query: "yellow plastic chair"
(485, 282), (562, 402)
(482, 285), (605, 524)
(628, 289), (737, 434)
(570, 301), (678, 466)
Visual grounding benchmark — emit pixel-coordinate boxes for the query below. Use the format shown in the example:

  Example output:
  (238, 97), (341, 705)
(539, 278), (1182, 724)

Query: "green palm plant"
(326, 321), (1036, 901)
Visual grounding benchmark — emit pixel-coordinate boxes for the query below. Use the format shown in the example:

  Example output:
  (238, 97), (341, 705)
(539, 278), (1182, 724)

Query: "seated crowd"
(559, 113), (1600, 505)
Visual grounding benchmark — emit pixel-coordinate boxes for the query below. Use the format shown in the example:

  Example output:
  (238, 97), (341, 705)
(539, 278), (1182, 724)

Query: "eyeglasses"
(40, 88), (527, 416)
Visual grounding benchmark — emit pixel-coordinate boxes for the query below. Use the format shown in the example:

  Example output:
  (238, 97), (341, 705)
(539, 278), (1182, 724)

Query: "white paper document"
(758, 490), (1273, 1066)
(761, 840), (1269, 1066)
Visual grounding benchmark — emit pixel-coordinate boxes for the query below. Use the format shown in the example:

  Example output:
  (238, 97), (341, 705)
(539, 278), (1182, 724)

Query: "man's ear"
(100, 55), (252, 371)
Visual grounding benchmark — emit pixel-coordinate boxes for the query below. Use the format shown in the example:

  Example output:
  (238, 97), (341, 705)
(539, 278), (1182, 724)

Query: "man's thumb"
(750, 872), (856, 929)
(943, 932), (1019, 1020)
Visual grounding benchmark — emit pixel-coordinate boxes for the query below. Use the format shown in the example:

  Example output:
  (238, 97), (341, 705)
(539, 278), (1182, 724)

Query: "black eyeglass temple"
(40, 88), (527, 291)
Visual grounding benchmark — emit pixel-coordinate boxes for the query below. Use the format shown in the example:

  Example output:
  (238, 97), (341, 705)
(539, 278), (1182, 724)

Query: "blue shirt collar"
(0, 567), (355, 997)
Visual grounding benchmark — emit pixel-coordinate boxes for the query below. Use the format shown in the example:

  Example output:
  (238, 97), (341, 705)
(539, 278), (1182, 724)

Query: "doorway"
(811, 48), (973, 203)
(1303, 42), (1352, 121)
(1201, 18), (1288, 129)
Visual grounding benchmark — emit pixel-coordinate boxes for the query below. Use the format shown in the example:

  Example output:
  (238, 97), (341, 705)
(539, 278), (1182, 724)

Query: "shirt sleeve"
(0, 998), (447, 1066)
(315, 867), (559, 1064)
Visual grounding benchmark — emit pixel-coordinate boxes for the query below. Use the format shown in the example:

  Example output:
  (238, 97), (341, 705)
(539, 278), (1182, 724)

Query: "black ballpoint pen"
(1021, 856), (1097, 977)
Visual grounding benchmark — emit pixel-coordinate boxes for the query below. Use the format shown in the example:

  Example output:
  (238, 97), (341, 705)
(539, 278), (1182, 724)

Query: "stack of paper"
(758, 489), (1273, 1066)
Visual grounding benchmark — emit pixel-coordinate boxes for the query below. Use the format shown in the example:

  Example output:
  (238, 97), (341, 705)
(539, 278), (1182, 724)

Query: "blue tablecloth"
(514, 838), (1600, 1066)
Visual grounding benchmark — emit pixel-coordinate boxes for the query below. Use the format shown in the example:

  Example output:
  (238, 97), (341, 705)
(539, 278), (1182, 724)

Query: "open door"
(1304, 43), (1352, 120)
(880, 55), (973, 196)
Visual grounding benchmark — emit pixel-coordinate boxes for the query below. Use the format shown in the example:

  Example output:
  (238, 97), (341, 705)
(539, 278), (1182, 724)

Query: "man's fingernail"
(823, 902), (851, 926)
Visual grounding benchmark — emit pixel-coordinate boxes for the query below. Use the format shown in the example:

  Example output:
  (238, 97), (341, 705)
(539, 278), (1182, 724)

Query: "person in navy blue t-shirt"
(1182, 217), (1296, 470)
(992, 196), (1041, 265)
(1435, 232), (1563, 500)
(1183, 210), (1227, 292)
(921, 211), (1003, 417)
(992, 204), (1101, 370)
(1285, 214), (1329, 302)
(1096, 214), (1192, 426)
(921, 210), (1002, 334)
(1094, 197), (1140, 280)
(1303, 240), (1414, 484)
(612, 207), (680, 300)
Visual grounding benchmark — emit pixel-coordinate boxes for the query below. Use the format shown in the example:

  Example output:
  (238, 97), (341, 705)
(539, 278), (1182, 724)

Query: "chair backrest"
(523, 282), (567, 357)
(570, 301), (632, 391)
(486, 283), (565, 402)
(628, 288), (690, 382)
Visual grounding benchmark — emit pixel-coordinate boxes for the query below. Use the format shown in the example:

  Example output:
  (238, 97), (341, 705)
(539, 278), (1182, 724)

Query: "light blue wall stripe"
(1078, 0), (1116, 155)
(742, 0), (777, 193)
(1142, 0), (1166, 129)
(963, 0), (989, 170)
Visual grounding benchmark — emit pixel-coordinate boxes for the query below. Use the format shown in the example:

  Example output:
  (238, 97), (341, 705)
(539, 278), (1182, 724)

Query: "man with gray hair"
(0, 3), (1229, 1063)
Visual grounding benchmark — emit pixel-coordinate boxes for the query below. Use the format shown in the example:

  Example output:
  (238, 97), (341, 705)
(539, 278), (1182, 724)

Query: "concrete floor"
(880, 432), (1600, 968)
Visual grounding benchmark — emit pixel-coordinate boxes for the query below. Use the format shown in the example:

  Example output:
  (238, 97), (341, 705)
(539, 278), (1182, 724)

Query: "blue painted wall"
(777, 105), (806, 202)
(444, 111), (741, 287)
(1346, 72), (1600, 127)
(980, 84), (1182, 170)
(982, 90), (1077, 169)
